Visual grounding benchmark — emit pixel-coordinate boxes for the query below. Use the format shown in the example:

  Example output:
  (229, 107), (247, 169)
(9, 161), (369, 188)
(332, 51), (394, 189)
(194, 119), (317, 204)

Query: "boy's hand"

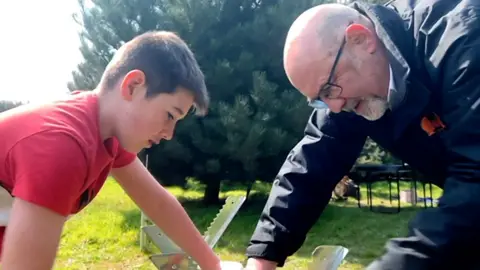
(159, 253), (186, 269)
(157, 253), (225, 270)
(219, 261), (245, 269)
(244, 258), (277, 270)
(168, 253), (185, 265)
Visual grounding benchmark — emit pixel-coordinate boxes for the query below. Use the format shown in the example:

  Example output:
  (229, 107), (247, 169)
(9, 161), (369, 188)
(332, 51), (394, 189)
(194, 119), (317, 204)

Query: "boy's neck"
(94, 87), (116, 142)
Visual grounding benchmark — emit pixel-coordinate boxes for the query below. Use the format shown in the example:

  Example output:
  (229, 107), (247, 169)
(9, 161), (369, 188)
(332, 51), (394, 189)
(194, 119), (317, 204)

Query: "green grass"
(54, 178), (443, 269)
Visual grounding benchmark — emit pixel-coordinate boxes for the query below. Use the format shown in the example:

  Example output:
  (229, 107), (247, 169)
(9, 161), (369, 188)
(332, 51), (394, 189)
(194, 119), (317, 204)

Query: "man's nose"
(323, 99), (346, 113)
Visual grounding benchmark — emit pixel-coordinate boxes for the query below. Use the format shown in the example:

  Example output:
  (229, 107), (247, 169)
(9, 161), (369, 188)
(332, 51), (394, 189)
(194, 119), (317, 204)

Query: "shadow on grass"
(119, 191), (433, 268)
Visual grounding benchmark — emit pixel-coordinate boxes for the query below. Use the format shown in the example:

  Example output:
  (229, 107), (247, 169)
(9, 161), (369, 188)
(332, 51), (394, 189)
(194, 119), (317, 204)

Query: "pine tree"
(68, 0), (170, 91)
(218, 71), (312, 198)
(0, 101), (25, 113)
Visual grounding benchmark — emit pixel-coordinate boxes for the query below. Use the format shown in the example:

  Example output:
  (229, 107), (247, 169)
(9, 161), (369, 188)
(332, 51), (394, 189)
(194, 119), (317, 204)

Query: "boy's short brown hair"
(100, 31), (209, 115)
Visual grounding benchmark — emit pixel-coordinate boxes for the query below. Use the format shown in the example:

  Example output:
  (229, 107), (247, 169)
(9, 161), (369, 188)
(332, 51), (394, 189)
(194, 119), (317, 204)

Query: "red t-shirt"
(0, 91), (137, 253)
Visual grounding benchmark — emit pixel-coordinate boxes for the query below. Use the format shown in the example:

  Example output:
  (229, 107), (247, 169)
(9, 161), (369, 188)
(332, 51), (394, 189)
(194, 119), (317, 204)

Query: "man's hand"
(244, 258), (278, 270)
(1, 198), (67, 270)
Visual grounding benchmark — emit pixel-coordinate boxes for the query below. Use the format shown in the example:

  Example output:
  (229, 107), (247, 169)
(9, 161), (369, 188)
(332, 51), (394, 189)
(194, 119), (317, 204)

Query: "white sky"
(0, 0), (83, 103)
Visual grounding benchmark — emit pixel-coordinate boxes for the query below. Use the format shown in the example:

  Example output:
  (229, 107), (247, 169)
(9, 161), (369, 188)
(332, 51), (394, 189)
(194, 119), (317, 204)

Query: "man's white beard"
(356, 97), (388, 121)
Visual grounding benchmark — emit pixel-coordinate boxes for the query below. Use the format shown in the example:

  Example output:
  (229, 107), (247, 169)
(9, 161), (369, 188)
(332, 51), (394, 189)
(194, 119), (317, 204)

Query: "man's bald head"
(284, 3), (373, 86)
(283, 3), (391, 121)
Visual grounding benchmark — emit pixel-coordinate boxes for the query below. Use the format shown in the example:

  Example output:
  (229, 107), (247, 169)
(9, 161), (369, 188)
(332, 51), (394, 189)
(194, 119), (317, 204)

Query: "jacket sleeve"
(245, 108), (367, 267)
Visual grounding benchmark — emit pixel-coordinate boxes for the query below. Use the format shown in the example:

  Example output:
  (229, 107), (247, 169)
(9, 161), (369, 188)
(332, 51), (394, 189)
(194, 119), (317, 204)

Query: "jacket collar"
(349, 1), (431, 140)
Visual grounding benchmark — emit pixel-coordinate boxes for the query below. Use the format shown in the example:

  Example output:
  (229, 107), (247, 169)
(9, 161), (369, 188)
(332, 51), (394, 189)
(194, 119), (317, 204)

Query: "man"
(0, 31), (225, 269)
(245, 0), (480, 269)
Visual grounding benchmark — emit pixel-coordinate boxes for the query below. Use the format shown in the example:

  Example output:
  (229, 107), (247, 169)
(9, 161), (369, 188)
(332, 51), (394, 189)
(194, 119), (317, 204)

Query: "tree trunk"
(245, 179), (254, 202)
(203, 176), (221, 205)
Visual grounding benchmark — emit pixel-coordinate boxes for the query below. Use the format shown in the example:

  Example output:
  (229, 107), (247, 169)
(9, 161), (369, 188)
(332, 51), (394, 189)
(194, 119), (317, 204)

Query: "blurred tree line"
(0, 101), (24, 112)
(66, 0), (397, 204)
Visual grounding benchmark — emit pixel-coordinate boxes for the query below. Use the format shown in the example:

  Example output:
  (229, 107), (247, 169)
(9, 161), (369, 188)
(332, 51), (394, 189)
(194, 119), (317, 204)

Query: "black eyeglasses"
(308, 36), (346, 109)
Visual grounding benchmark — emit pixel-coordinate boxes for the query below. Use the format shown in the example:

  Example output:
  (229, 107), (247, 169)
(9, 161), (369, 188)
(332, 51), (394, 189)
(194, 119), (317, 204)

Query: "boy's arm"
(111, 158), (221, 270)
(2, 131), (88, 269)
(1, 198), (67, 269)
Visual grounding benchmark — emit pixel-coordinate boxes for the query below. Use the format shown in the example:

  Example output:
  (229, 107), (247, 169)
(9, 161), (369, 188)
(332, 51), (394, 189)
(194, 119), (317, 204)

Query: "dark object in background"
(332, 176), (358, 201)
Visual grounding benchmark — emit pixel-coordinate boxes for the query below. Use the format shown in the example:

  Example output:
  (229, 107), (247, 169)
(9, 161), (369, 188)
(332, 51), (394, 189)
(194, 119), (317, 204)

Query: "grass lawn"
(54, 178), (442, 269)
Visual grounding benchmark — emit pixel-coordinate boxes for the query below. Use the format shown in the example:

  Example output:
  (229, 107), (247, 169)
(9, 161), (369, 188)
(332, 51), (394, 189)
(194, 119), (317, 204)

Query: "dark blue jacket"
(245, 0), (480, 266)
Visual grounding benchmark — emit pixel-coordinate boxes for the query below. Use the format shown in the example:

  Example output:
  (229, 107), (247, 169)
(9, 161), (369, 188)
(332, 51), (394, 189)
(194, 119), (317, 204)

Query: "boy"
(0, 31), (223, 269)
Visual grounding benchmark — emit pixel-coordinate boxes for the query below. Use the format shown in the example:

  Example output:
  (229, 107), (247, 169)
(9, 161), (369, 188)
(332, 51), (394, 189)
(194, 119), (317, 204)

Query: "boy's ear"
(120, 70), (146, 101)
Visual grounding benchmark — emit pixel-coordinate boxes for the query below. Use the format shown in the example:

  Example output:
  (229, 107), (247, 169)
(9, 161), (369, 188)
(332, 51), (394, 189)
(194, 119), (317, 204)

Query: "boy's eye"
(167, 112), (174, 120)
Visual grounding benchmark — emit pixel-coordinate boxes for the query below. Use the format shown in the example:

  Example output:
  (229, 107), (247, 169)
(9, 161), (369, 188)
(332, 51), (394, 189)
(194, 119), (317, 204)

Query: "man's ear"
(345, 24), (376, 54)
(120, 70), (146, 101)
